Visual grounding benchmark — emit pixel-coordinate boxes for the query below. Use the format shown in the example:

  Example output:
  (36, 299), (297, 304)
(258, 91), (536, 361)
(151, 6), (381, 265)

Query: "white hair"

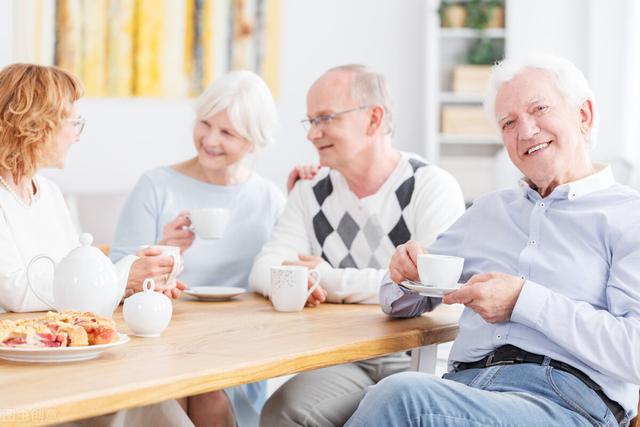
(327, 64), (394, 135)
(194, 70), (278, 150)
(484, 54), (598, 147)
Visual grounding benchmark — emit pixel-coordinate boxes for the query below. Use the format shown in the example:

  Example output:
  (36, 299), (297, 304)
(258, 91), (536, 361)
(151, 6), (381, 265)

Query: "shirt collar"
(518, 164), (615, 200)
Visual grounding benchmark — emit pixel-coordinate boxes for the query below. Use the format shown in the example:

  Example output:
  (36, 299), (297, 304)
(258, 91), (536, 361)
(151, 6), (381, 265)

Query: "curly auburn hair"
(0, 63), (83, 181)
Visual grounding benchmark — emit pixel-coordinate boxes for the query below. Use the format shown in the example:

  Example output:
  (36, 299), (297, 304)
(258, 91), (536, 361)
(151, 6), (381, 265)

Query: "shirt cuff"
(381, 280), (406, 313)
(315, 261), (341, 291)
(510, 279), (552, 328)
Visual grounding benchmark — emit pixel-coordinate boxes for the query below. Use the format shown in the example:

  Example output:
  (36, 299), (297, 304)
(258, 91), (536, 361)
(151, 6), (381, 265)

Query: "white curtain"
(588, 0), (640, 185)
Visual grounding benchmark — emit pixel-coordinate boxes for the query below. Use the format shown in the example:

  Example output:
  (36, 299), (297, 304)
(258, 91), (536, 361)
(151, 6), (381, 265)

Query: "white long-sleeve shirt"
(250, 152), (465, 303)
(0, 175), (136, 313)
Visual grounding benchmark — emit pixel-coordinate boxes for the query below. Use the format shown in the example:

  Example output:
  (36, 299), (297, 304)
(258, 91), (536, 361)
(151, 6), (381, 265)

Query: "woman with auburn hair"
(0, 63), (190, 426)
(0, 63), (185, 311)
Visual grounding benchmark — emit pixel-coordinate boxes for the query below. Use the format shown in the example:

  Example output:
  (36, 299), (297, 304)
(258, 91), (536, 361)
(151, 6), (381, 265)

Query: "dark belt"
(456, 345), (625, 424)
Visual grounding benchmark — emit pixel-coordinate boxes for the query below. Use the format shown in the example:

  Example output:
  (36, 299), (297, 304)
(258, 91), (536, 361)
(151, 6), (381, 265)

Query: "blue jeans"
(345, 363), (626, 427)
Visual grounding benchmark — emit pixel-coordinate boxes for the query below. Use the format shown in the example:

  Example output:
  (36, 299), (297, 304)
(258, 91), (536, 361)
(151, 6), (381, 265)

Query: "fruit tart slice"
(50, 310), (119, 345)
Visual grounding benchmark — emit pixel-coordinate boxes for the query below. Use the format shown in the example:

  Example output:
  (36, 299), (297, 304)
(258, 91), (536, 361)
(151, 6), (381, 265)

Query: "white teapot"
(26, 233), (127, 317)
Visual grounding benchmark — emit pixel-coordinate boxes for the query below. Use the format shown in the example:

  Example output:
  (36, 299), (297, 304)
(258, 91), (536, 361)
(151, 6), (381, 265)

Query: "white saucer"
(0, 333), (129, 363)
(183, 286), (246, 301)
(401, 280), (462, 297)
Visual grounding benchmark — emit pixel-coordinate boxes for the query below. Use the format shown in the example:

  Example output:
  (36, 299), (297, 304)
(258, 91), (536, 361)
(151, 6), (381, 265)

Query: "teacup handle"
(165, 252), (181, 286)
(305, 269), (321, 298)
(182, 212), (195, 233)
(143, 278), (156, 292)
(26, 255), (57, 310)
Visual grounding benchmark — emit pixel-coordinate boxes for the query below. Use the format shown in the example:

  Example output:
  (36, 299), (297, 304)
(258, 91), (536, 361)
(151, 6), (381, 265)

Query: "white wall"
(0, 1), (13, 68)
(506, 0), (589, 71)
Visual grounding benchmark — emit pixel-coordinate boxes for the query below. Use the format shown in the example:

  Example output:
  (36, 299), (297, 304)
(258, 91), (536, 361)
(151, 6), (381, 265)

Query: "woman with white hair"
(110, 70), (284, 427)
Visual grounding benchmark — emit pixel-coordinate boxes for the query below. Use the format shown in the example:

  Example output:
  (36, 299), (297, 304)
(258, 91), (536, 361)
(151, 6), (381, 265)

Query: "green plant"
(466, 37), (502, 65)
(465, 0), (502, 29)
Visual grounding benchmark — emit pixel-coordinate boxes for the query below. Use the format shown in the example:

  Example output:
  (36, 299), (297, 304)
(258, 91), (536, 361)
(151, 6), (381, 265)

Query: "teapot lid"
(79, 233), (93, 246)
(61, 232), (113, 268)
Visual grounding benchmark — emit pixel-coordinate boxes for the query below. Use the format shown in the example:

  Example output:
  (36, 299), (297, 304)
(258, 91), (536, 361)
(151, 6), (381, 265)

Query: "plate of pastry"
(401, 280), (463, 297)
(182, 286), (246, 302)
(0, 310), (128, 363)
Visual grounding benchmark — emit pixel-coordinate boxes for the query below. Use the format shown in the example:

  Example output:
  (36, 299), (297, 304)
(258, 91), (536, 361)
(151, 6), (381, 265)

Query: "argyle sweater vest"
(309, 157), (428, 270)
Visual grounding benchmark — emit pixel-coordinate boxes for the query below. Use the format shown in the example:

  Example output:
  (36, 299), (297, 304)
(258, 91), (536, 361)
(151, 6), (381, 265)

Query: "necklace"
(0, 174), (33, 208)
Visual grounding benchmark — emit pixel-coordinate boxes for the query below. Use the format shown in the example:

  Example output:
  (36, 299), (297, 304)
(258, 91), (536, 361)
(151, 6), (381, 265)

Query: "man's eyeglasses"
(65, 116), (85, 136)
(301, 106), (371, 131)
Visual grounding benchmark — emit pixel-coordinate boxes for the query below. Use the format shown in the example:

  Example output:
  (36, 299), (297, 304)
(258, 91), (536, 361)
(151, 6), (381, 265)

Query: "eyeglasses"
(301, 106), (371, 131)
(64, 116), (85, 136)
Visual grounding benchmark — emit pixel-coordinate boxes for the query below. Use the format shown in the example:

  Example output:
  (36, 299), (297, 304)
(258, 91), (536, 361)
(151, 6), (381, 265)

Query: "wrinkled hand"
(389, 240), (425, 284)
(286, 164), (320, 193)
(127, 246), (178, 292)
(305, 280), (327, 307)
(123, 280), (187, 300)
(283, 254), (326, 307)
(159, 211), (195, 253)
(442, 272), (525, 324)
(161, 280), (188, 299)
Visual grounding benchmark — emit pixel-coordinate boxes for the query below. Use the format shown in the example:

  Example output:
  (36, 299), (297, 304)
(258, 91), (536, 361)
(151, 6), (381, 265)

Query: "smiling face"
(305, 71), (372, 169)
(495, 68), (594, 193)
(193, 109), (253, 172)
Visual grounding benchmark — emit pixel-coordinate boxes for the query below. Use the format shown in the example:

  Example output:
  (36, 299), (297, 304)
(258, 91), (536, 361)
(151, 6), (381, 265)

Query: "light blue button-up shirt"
(381, 165), (640, 415)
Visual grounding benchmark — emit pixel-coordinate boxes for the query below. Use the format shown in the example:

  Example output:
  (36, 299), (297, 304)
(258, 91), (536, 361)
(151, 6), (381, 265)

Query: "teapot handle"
(26, 255), (57, 311)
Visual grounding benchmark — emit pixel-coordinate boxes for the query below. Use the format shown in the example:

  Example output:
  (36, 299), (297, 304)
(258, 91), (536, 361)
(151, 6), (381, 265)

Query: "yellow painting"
(12, 0), (280, 97)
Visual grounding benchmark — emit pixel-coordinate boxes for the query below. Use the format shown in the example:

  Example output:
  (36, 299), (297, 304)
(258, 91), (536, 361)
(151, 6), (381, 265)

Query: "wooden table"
(0, 293), (461, 426)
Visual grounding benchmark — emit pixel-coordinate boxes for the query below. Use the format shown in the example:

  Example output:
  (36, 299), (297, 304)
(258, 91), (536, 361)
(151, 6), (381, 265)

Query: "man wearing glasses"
(250, 64), (465, 426)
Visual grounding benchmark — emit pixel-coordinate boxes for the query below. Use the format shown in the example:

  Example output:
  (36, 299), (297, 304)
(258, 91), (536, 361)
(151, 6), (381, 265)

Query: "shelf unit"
(424, 0), (508, 203)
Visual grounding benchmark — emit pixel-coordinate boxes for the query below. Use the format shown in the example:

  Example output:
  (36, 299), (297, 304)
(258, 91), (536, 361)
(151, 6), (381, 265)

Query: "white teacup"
(270, 266), (321, 312)
(138, 245), (182, 289)
(188, 208), (230, 239)
(123, 279), (173, 337)
(417, 254), (464, 287)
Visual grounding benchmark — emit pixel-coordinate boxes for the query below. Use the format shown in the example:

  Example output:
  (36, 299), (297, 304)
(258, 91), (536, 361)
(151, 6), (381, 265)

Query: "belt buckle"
(485, 352), (515, 367)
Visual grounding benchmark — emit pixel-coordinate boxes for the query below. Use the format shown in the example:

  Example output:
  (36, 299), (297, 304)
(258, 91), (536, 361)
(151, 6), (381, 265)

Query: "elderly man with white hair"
(250, 64), (465, 426)
(345, 54), (640, 427)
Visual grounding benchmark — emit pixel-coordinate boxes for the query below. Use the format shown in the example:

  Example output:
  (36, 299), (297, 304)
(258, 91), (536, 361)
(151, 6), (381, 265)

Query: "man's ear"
(366, 105), (385, 136)
(579, 99), (594, 136)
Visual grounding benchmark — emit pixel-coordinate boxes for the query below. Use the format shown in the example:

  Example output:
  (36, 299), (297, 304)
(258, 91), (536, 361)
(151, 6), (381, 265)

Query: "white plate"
(0, 333), (129, 363)
(401, 280), (463, 297)
(183, 286), (246, 301)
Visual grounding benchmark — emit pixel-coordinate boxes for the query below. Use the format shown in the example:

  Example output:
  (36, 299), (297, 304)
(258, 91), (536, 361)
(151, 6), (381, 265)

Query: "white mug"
(270, 266), (321, 312)
(138, 245), (182, 289)
(417, 254), (464, 287)
(188, 208), (230, 239)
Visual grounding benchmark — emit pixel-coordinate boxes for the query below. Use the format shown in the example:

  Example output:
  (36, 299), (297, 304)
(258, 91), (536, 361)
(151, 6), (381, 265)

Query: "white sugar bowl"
(123, 279), (172, 337)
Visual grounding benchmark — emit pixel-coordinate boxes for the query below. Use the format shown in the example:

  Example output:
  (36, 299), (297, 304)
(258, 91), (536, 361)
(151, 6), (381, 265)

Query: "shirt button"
(529, 240), (537, 246)
(497, 335), (502, 339)
(540, 202), (545, 207)
(520, 275), (525, 280)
